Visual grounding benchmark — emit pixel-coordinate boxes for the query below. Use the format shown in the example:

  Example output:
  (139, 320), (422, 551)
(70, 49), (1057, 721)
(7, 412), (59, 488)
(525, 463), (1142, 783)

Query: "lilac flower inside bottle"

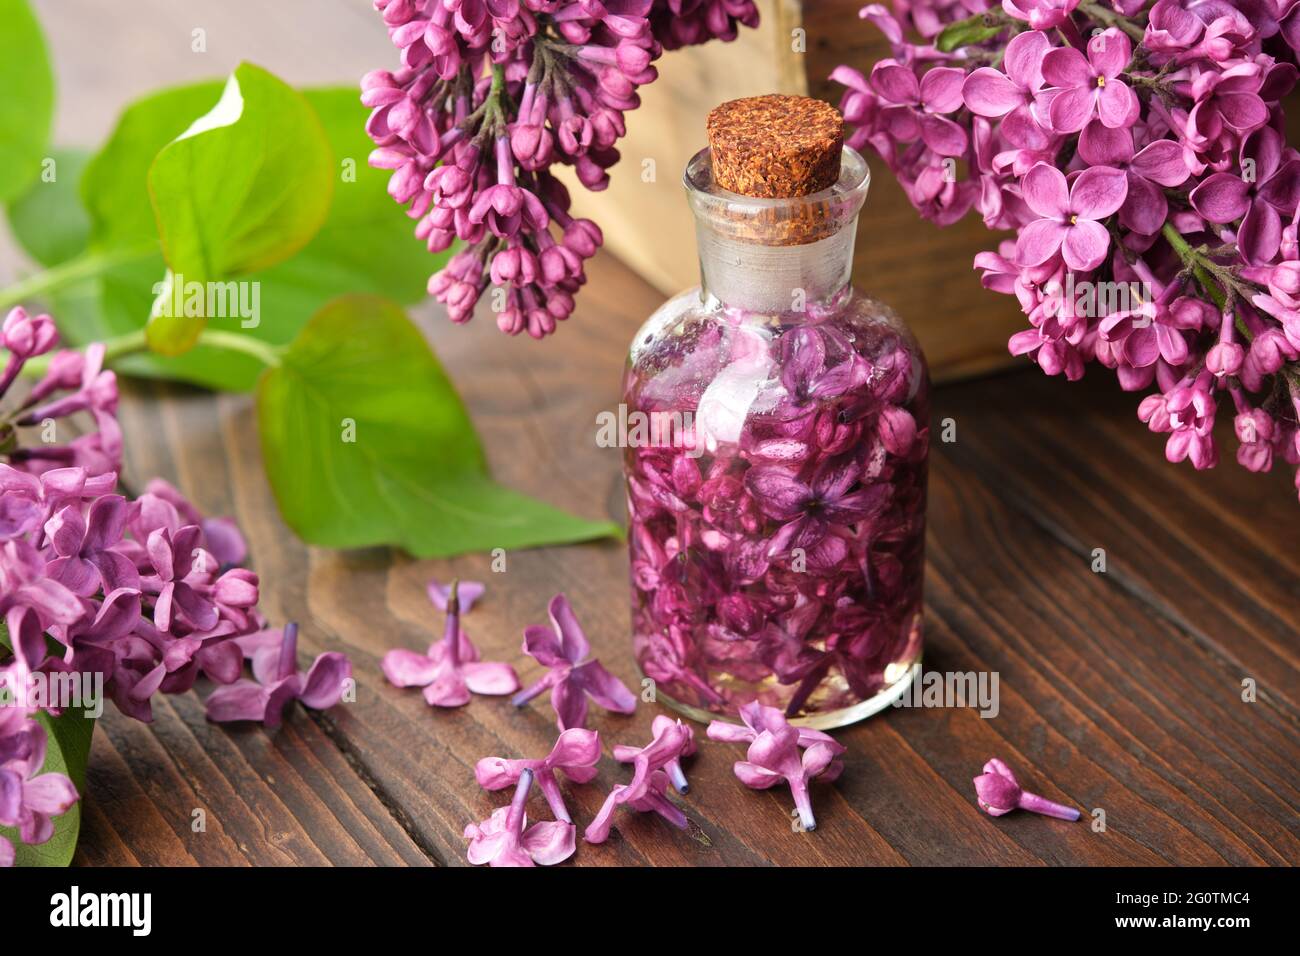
(622, 95), (929, 729)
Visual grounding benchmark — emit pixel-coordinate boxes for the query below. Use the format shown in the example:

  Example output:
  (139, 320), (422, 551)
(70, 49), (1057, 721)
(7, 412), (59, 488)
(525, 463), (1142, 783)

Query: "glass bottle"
(622, 97), (929, 729)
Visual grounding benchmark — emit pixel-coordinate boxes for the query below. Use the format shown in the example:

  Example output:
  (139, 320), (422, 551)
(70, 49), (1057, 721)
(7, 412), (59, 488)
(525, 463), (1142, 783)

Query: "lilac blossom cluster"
(362, 0), (757, 337)
(834, 0), (1300, 497)
(0, 307), (351, 866)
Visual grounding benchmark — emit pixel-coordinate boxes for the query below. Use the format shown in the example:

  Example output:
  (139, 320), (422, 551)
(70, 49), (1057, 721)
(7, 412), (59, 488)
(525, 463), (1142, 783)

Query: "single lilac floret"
(464, 768), (577, 867)
(973, 757), (1080, 821)
(381, 579), (519, 707)
(513, 593), (636, 730)
(612, 714), (695, 794)
(475, 728), (601, 824)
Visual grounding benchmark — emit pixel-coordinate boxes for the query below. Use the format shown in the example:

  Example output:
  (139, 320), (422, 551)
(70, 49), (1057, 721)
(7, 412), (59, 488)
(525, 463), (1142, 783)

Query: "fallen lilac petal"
(463, 768), (577, 867)
(612, 715), (695, 794)
(380, 579), (518, 708)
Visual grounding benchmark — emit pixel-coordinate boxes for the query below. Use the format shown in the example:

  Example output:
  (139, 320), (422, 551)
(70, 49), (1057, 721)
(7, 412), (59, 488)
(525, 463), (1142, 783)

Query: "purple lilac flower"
(464, 769), (576, 867)
(205, 623), (352, 728)
(1, 312), (340, 863)
(0, 720), (79, 866)
(583, 768), (688, 844)
(612, 714), (695, 794)
(835, 2), (1300, 496)
(381, 578), (519, 707)
(475, 728), (601, 823)
(731, 720), (845, 832)
(973, 757), (1080, 820)
(364, 1), (756, 338)
(512, 593), (636, 730)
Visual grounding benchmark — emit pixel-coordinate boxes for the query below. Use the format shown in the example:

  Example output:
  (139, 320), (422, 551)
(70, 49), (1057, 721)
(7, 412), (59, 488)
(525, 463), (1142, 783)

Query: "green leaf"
(257, 295), (620, 557)
(935, 14), (1004, 53)
(82, 80), (224, 250)
(256, 88), (436, 311)
(6, 148), (92, 267)
(58, 86), (442, 391)
(50, 81), (439, 391)
(0, 0), (55, 203)
(0, 622), (96, 868)
(144, 63), (334, 354)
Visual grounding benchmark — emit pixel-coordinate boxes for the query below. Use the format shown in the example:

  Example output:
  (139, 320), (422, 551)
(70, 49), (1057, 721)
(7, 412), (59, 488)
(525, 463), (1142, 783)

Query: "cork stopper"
(707, 95), (844, 199)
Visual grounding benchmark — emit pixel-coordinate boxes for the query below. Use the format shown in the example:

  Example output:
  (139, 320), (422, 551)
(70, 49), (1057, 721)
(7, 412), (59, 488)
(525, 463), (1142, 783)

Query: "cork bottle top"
(707, 95), (845, 199)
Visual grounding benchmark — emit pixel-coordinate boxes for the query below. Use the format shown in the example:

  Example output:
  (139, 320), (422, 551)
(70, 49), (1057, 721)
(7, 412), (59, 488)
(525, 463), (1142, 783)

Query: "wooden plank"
(934, 369), (1300, 715)
(85, 251), (1296, 865)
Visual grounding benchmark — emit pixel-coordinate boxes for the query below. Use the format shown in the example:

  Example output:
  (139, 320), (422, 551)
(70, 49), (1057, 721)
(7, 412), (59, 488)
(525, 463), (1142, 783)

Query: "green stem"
(1162, 223), (1226, 309)
(1078, 1), (1147, 42)
(196, 329), (283, 368)
(21, 326), (280, 379)
(0, 244), (157, 312)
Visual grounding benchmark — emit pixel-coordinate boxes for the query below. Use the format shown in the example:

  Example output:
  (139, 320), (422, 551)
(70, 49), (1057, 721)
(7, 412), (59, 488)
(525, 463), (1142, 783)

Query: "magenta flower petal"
(963, 69), (1022, 117)
(461, 660), (521, 696)
(1022, 163), (1071, 219)
(1190, 172), (1251, 223)
(1041, 45), (1090, 87)
(522, 623), (566, 666)
(424, 672), (471, 708)
(427, 577), (484, 613)
(205, 680), (270, 723)
(1097, 81), (1138, 128)
(1004, 29), (1050, 89)
(870, 62), (920, 104)
(1090, 30), (1131, 77)
(381, 648), (439, 687)
(733, 760), (782, 789)
(1017, 218), (1068, 265)
(547, 593), (591, 663)
(1062, 218), (1111, 270)
(920, 67), (965, 113)
(1238, 200), (1283, 266)
(519, 819), (576, 865)
(21, 772), (78, 816)
(299, 652), (352, 709)
(1129, 140), (1189, 187)
(551, 678), (588, 731)
(1071, 165), (1128, 219)
(1047, 86), (1094, 133)
(573, 659), (638, 713)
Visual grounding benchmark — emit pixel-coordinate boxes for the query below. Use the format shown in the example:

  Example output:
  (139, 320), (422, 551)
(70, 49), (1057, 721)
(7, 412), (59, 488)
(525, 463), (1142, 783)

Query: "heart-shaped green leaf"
(6, 148), (91, 268)
(0, 0), (55, 204)
(82, 80), (224, 250)
(145, 63), (334, 354)
(53, 83), (444, 390)
(257, 295), (620, 557)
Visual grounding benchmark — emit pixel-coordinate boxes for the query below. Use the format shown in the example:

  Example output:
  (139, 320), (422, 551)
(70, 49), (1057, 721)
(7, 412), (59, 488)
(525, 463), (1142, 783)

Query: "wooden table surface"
(66, 248), (1300, 867)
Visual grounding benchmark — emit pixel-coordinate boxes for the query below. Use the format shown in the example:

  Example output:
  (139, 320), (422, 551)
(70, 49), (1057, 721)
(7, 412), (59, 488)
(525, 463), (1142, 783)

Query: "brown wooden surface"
(59, 247), (1297, 867)
(4, 0), (1297, 867)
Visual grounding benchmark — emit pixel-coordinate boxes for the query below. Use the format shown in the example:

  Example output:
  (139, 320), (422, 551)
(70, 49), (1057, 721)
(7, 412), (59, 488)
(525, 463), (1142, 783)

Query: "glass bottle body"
(622, 147), (929, 728)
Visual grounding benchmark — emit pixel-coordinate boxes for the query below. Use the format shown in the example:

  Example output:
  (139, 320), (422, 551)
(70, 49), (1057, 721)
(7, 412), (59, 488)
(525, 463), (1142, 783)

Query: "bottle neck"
(695, 217), (858, 315)
(683, 144), (869, 317)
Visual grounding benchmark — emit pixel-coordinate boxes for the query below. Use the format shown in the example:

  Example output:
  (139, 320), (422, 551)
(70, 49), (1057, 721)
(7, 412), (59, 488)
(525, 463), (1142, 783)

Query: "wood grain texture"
(61, 249), (1297, 867)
